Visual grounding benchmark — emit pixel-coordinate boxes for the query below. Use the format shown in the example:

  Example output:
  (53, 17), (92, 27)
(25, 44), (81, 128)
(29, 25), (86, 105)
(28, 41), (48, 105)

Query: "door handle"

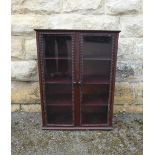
(78, 81), (81, 85)
(73, 81), (82, 85)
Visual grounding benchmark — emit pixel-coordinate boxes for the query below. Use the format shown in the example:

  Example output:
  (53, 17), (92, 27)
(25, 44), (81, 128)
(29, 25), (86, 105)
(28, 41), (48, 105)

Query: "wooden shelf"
(83, 57), (111, 61)
(83, 77), (110, 84)
(82, 104), (108, 107)
(81, 106), (108, 124)
(45, 78), (72, 84)
(46, 104), (72, 106)
(46, 95), (72, 106)
(44, 57), (72, 60)
(82, 98), (108, 106)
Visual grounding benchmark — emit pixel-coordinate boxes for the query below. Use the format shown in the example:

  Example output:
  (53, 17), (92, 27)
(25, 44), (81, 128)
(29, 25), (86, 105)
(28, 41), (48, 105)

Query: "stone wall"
(11, 0), (143, 113)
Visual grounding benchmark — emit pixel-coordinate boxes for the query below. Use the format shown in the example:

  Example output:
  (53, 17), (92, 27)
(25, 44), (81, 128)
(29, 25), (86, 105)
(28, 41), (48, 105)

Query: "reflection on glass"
(83, 60), (111, 83)
(45, 84), (73, 124)
(44, 35), (73, 125)
(83, 36), (112, 59)
(82, 106), (108, 124)
(45, 59), (72, 82)
(44, 35), (72, 58)
(45, 84), (72, 104)
(81, 35), (112, 125)
(81, 84), (109, 106)
(81, 84), (109, 125)
(47, 106), (73, 124)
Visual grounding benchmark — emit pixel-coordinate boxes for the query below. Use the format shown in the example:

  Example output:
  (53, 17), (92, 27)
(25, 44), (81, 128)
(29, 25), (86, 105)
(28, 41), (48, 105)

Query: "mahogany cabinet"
(35, 29), (120, 130)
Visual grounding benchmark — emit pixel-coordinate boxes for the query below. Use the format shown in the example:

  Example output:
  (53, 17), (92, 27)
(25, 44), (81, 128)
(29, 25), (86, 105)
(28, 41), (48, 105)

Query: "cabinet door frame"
(79, 32), (119, 127)
(36, 31), (77, 127)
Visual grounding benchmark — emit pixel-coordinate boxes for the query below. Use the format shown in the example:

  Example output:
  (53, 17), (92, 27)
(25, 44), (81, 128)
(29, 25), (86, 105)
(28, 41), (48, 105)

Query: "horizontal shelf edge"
(82, 104), (108, 106)
(45, 104), (108, 107)
(44, 57), (72, 60)
(46, 104), (72, 106)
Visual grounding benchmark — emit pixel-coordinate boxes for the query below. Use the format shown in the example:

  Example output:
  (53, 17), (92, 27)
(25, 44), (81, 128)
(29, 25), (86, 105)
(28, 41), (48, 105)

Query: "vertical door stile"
(79, 33), (83, 126)
(36, 32), (45, 126)
(39, 32), (48, 126)
(72, 32), (76, 126)
(74, 32), (81, 126)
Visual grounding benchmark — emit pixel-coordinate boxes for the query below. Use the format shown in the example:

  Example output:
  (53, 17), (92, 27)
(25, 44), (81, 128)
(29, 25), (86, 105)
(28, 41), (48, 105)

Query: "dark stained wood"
(35, 29), (120, 130)
(42, 126), (113, 130)
(108, 33), (120, 127)
(74, 32), (81, 126)
(36, 32), (46, 127)
(34, 29), (121, 33)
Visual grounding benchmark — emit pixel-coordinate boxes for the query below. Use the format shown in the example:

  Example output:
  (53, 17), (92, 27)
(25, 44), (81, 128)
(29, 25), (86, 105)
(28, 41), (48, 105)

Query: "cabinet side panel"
(109, 33), (119, 126)
(36, 32), (46, 126)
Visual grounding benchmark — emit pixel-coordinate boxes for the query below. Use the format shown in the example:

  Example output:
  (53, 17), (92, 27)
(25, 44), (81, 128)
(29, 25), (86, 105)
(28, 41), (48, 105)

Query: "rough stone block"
(12, 14), (120, 34)
(118, 38), (143, 61)
(11, 60), (38, 81)
(11, 81), (40, 104)
(21, 104), (41, 112)
(120, 15), (143, 38)
(116, 61), (143, 80)
(106, 0), (141, 15)
(12, 15), (39, 34)
(11, 36), (23, 59)
(62, 0), (105, 14)
(25, 38), (37, 60)
(79, 15), (119, 30)
(114, 82), (133, 105)
(12, 0), (61, 14)
(49, 14), (119, 30)
(135, 38), (143, 58)
(114, 105), (143, 113)
(132, 82), (143, 105)
(114, 82), (143, 105)
(63, 0), (101, 11)
(11, 104), (20, 112)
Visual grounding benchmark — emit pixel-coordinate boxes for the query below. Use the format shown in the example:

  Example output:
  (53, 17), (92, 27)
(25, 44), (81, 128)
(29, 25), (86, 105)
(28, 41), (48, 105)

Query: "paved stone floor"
(11, 112), (143, 155)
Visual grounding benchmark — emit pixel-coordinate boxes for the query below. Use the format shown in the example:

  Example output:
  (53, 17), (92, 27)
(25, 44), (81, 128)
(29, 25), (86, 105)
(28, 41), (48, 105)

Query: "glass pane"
(83, 60), (111, 84)
(47, 106), (73, 124)
(81, 84), (109, 105)
(43, 34), (73, 125)
(81, 35), (111, 125)
(45, 84), (72, 104)
(45, 84), (73, 125)
(81, 84), (109, 125)
(44, 35), (72, 58)
(82, 106), (108, 124)
(83, 36), (112, 59)
(45, 59), (72, 82)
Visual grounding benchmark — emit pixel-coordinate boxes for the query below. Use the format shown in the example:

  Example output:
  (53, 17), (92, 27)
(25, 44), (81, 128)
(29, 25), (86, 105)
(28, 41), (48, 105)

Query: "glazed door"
(42, 33), (75, 126)
(80, 33), (113, 126)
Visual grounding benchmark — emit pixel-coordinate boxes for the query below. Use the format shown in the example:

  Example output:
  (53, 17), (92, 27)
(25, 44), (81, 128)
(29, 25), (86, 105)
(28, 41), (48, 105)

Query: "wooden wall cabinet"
(35, 29), (120, 130)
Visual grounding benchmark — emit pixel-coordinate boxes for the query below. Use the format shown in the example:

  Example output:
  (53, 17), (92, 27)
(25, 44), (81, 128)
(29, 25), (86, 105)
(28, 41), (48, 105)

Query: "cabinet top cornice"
(34, 29), (121, 33)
